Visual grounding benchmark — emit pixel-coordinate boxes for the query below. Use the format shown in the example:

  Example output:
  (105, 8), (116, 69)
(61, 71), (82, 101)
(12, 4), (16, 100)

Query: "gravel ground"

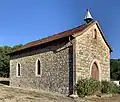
(0, 84), (86, 102)
(86, 95), (120, 102)
(0, 84), (119, 102)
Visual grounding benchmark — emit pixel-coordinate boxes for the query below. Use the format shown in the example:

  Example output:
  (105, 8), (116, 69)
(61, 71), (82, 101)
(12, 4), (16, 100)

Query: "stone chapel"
(9, 9), (112, 95)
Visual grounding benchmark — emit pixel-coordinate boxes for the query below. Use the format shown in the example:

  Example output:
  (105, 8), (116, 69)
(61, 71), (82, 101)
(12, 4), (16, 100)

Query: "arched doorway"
(91, 62), (99, 81)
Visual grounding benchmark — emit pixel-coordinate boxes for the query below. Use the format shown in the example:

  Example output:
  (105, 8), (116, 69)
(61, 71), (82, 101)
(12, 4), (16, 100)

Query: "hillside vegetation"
(110, 59), (120, 80)
(0, 45), (22, 77)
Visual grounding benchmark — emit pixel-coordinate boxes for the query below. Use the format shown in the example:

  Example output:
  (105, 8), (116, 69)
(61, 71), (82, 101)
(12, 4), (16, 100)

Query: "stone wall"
(10, 23), (111, 95)
(10, 38), (73, 95)
(75, 24), (110, 82)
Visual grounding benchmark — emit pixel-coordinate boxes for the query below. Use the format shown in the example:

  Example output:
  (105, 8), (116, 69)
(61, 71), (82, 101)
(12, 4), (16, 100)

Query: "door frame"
(90, 59), (101, 81)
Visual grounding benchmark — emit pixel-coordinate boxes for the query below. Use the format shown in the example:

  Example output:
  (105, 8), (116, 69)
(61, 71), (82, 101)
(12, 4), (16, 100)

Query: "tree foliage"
(110, 59), (120, 80)
(0, 45), (22, 77)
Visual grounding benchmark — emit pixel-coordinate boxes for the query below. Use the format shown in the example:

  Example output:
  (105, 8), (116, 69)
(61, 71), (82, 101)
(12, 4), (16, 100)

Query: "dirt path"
(87, 95), (120, 102)
(0, 84), (120, 102)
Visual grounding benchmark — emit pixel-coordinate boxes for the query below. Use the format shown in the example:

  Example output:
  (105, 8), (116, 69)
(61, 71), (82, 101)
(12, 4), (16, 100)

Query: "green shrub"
(76, 79), (119, 97)
(117, 86), (120, 93)
(76, 78), (101, 97)
(101, 80), (118, 94)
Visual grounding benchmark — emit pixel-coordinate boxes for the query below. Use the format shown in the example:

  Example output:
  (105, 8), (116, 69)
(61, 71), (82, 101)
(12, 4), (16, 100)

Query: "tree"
(0, 45), (22, 77)
(110, 59), (120, 80)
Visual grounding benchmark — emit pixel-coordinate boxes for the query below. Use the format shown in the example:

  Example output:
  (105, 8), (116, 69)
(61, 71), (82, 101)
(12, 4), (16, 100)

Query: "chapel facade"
(9, 10), (112, 95)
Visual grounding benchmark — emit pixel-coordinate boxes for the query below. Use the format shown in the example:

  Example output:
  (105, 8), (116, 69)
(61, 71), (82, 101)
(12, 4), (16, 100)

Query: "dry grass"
(0, 84), (86, 102)
(0, 84), (119, 102)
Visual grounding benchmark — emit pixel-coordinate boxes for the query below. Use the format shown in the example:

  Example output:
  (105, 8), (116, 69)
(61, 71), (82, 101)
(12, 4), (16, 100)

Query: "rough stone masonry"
(9, 21), (111, 95)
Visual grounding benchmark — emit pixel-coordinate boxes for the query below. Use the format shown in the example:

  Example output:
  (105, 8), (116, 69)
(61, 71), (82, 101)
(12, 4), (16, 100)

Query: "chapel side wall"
(10, 40), (71, 94)
(75, 24), (110, 82)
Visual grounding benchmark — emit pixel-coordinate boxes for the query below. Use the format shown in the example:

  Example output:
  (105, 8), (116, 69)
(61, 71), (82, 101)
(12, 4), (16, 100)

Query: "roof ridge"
(25, 24), (85, 45)
(9, 21), (99, 54)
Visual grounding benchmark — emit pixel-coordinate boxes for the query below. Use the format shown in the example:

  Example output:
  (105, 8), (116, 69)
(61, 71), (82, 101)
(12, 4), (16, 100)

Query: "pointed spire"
(84, 9), (93, 23)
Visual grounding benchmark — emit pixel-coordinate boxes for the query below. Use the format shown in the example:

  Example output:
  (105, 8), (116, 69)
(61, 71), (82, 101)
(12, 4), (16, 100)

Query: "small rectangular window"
(17, 63), (21, 76)
(37, 60), (40, 75)
(36, 59), (41, 76)
(93, 29), (97, 39)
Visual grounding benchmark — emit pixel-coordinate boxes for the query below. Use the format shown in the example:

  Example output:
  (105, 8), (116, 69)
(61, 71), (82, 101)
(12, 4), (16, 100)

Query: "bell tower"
(84, 9), (93, 23)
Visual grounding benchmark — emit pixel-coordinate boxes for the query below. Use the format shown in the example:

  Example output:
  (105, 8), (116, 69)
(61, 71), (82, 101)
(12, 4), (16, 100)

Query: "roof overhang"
(8, 21), (112, 55)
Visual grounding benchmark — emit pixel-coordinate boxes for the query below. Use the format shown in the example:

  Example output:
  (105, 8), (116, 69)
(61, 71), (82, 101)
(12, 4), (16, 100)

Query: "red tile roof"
(9, 21), (112, 54)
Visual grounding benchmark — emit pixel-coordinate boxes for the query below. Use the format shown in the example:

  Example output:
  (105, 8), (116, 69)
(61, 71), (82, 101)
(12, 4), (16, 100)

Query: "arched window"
(93, 29), (97, 39)
(36, 59), (41, 76)
(17, 63), (21, 76)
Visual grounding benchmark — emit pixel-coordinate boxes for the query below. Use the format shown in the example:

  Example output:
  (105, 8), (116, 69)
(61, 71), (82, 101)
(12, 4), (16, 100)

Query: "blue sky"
(0, 0), (119, 58)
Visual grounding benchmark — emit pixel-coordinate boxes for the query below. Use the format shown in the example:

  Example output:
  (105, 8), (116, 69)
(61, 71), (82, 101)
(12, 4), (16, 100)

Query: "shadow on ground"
(0, 81), (9, 85)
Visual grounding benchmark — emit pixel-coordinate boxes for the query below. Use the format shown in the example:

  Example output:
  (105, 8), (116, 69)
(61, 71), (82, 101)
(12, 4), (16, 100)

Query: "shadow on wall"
(69, 46), (73, 95)
(0, 81), (9, 85)
(10, 37), (69, 60)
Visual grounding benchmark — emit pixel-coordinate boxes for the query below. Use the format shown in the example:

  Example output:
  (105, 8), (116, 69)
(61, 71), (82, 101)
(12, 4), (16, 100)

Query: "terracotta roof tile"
(9, 21), (112, 54)
(12, 23), (89, 53)
(19, 24), (86, 50)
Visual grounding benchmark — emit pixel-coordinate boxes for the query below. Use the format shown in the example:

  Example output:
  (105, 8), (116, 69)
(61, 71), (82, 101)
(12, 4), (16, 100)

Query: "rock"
(69, 94), (78, 99)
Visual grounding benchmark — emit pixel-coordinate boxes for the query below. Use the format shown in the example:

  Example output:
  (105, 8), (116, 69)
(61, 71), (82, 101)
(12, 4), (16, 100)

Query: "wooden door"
(91, 62), (99, 81)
